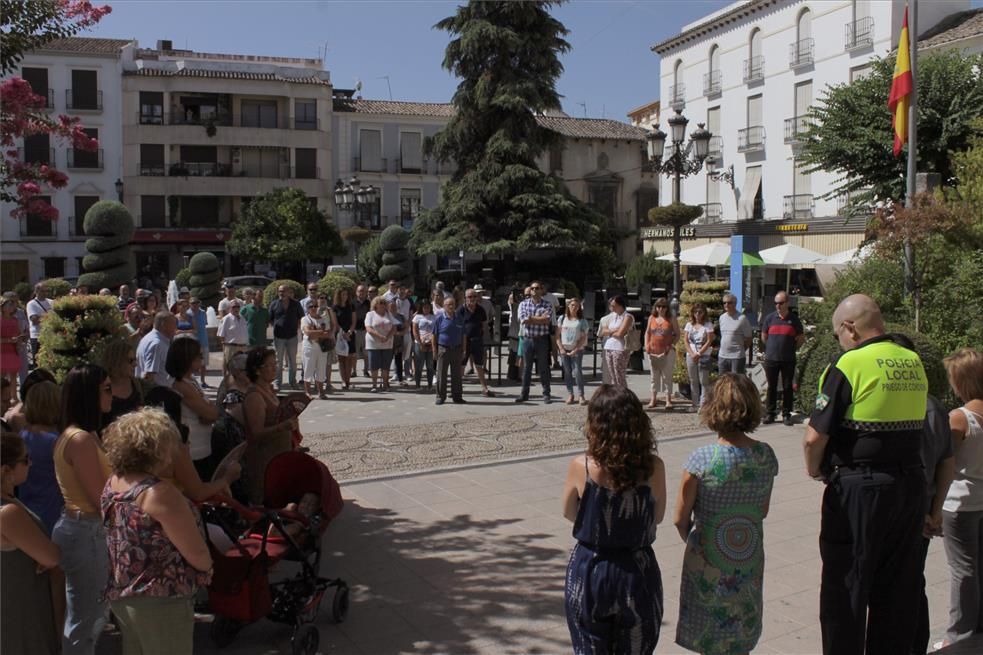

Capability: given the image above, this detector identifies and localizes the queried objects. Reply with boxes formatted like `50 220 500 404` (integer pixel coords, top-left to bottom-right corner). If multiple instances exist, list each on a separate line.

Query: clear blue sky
89 0 983 122
88 0 735 121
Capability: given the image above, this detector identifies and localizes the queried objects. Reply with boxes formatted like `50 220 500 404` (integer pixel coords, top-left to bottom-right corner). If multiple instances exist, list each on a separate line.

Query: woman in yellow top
52 364 113 655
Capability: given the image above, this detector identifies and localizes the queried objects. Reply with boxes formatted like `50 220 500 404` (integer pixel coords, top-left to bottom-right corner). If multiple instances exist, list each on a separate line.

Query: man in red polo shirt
760 290 804 426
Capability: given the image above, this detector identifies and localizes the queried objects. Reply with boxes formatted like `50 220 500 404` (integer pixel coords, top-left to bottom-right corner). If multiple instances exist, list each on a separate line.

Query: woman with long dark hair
52 364 113 654
166 338 218 481
332 288 356 390
562 384 667 654
599 295 635 388
242 347 295 503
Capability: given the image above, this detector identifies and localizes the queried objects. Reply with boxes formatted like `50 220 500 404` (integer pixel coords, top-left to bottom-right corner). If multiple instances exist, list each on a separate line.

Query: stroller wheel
291 624 319 655
332 584 350 623
210 616 241 648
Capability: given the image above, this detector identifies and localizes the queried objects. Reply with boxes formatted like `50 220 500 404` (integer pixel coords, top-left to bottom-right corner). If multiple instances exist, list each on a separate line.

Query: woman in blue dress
562 384 667 654
673 373 779 655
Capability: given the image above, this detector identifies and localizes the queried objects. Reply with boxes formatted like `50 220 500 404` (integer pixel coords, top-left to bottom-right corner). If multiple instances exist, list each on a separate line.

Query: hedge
41 278 71 298
36 294 127 383
13 282 32 302
317 272 356 303
263 279 305 307
794 323 949 415
175 267 192 290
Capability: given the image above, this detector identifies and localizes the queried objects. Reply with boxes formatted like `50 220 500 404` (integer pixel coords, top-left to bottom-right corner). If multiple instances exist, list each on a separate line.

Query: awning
759 243 824 265
656 241 731 266
738 167 762 220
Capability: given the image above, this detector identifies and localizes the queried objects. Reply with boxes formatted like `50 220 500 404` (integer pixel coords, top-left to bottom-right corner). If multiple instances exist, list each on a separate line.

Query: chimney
156 39 173 51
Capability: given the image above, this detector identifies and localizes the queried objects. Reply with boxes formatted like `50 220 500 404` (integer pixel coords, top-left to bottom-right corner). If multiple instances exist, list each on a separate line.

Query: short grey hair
722 293 736 304
153 311 175 330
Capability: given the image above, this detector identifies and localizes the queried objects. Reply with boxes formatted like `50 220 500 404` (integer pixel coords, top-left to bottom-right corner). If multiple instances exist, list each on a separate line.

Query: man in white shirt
300 281 318 313
26 282 52 369
217 300 249 374
217 282 238 318
717 293 753 374
136 312 177 387
382 279 400 303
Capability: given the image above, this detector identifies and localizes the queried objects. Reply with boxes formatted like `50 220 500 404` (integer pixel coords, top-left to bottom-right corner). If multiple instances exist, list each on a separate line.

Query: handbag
334 330 349 356
318 337 335 353
625 326 641 352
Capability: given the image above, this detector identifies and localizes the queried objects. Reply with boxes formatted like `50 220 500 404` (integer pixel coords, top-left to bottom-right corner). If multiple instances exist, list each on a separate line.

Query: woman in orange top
645 298 680 411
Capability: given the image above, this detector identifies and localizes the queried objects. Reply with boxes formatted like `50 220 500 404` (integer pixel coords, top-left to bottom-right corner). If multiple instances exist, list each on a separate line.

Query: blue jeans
521 335 551 398
52 514 109 655
273 335 298 387
718 356 746 375
560 350 584 397
413 342 434 387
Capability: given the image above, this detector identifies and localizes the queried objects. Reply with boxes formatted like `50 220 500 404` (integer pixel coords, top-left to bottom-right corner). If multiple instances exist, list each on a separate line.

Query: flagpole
904 0 918 297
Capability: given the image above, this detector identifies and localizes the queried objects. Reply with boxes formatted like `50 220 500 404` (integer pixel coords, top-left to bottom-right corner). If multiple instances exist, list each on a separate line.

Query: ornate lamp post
334 176 377 270
646 109 712 312
114 178 124 203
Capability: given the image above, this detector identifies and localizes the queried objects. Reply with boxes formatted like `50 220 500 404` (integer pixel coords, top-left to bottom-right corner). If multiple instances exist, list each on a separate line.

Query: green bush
189 252 222 276
916 248 983 356
262 279 305 307
377 226 413 282
794 323 949 415
317 272 356 302
80 201 135 290
36 294 127 383
175 267 192 290
625 251 672 288
357 236 383 284
382 249 410 266
187 252 222 307
799 256 907 329
41 278 71 298
379 225 410 250
13 282 32 303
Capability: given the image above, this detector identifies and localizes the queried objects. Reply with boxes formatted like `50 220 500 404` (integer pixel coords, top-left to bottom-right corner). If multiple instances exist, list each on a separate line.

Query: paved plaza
96 367 977 655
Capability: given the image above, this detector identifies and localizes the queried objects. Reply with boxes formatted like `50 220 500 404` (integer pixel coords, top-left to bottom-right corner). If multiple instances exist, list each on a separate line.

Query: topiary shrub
13 282 32 303
377 225 413 283
794 323 949 415
175 267 192 290
673 281 728 383
317 272 356 303
648 203 703 227
78 201 135 291
188 252 222 308
262 279 305 308
357 236 383 284
41 278 72 298
36 294 128 383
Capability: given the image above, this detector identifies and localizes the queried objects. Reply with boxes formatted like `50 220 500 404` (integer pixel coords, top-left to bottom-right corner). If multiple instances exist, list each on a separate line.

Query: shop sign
777 223 809 232
641 226 697 239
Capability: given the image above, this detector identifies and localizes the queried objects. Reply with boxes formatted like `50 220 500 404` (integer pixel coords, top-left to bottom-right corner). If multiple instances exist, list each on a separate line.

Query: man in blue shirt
135 311 177 387
268 284 304 390
458 289 494 397
516 280 554 404
432 296 466 405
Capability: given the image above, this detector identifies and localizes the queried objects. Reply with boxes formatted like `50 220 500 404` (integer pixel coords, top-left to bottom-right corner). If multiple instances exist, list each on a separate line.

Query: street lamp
334 176 378 269
114 178 124 203
646 109 713 309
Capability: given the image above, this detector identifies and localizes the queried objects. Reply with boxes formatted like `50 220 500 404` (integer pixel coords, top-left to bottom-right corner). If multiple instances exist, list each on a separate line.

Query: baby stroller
201 451 350 655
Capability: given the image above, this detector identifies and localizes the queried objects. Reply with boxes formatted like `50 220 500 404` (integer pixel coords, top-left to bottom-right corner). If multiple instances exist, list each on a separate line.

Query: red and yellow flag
888 6 913 157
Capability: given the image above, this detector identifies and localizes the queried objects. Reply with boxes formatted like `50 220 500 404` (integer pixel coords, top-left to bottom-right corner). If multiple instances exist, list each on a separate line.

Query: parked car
221 275 275 290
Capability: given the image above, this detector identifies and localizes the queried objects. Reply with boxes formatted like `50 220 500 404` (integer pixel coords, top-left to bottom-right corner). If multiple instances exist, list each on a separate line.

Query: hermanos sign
640 226 698 239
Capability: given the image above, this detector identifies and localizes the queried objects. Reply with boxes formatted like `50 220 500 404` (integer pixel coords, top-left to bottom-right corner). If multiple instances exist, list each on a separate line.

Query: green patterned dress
675 442 779 655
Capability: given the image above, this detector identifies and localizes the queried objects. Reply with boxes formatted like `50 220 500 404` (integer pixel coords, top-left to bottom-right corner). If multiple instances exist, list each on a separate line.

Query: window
180 197 220 227
794 80 812 133
69 69 99 109
70 128 101 169
358 196 382 229
850 64 873 82
747 95 762 128
745 29 764 82
73 196 99 237
793 159 811 197
705 45 721 95
399 188 421 230
241 148 283 178
139 91 163 124
359 129 382 172
797 9 812 43
24 196 53 237
792 9 814 67
549 141 564 173
636 188 659 227
589 185 617 217
706 106 722 161
846 0 874 50
21 67 51 107
295 148 317 179
671 60 685 108
43 258 65 279
739 167 762 220
241 99 278 128
400 132 422 173
140 196 166 228
140 144 165 176
294 100 317 130
23 133 51 165
176 94 227 125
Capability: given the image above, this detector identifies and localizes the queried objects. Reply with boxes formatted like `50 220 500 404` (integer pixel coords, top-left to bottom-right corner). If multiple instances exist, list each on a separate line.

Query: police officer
803 294 928 655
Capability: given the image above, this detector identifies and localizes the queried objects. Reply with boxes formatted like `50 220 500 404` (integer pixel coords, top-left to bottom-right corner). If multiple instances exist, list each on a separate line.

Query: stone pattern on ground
307 407 706 481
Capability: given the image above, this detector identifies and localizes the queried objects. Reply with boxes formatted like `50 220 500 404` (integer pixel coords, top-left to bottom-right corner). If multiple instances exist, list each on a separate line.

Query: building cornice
651 0 782 55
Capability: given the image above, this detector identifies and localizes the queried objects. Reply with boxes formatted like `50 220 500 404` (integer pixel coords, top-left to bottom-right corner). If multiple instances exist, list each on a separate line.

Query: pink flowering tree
1 0 111 220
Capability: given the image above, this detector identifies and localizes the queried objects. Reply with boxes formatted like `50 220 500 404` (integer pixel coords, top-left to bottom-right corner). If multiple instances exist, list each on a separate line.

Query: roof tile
124 68 330 86
918 8 983 50
36 37 132 55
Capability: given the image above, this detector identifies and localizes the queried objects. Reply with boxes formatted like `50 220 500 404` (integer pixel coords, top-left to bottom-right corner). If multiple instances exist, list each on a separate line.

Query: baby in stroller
267 491 320 545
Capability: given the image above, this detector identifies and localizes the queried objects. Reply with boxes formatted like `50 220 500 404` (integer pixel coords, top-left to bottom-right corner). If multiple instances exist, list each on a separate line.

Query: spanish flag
888 6 913 157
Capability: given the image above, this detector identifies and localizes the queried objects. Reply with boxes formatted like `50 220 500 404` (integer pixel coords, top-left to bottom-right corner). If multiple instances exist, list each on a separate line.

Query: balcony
699 203 723 224
783 194 814 219
168 162 232 177
789 38 814 68
292 116 319 131
137 111 320 131
67 148 103 170
706 136 724 163
35 88 55 110
395 158 423 174
20 216 55 239
837 192 875 217
845 16 874 51
743 56 765 83
784 116 810 144
169 112 232 127
668 83 686 110
353 157 388 174
703 70 721 96
18 147 56 166
737 126 766 152
139 162 166 176
65 89 102 111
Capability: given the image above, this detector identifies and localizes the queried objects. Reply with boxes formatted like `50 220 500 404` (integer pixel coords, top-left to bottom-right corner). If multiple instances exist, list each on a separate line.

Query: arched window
745 29 764 82
672 59 685 108
750 28 762 59
706 45 721 95
793 8 813 66
797 8 812 41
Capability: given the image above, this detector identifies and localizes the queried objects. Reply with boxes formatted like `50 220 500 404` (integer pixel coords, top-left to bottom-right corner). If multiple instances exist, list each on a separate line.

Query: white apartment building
627 99 661 131
1 37 130 285
120 41 333 279
651 0 968 229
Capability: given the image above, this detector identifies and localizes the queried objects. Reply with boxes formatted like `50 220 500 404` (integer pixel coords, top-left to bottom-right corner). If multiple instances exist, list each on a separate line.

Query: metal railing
706 135 723 162
669 83 686 109
353 156 388 173
783 194 814 219
37 88 55 109
168 162 232 177
18 147 55 166
68 216 85 238
699 203 723 224
139 162 166 176
789 38 814 67
395 158 424 174
168 112 232 127
703 70 721 96
845 16 874 50
65 89 102 110
138 111 165 125
743 56 765 83
737 126 765 152
784 116 810 143
292 116 319 130
67 148 104 170
19 217 55 238
837 192 875 217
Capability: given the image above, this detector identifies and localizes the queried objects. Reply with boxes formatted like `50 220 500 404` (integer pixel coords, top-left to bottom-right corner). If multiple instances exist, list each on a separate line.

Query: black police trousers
819 465 926 655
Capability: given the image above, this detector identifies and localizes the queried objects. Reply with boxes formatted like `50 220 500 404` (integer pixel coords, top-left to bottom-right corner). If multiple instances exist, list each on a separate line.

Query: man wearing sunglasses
760 290 804 426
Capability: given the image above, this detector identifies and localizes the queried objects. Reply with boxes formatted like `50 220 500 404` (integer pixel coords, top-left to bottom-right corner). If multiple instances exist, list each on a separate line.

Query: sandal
482 389 496 397
579 397 588 406
566 396 576 405
646 402 658 410
664 403 674 412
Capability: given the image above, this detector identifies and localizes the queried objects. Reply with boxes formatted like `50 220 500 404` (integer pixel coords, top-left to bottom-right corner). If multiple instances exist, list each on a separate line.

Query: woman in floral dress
673 373 778 655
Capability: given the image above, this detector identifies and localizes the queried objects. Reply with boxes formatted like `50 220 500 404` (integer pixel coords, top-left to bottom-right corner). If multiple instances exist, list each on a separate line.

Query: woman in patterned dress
562 384 667 654
673 373 779 655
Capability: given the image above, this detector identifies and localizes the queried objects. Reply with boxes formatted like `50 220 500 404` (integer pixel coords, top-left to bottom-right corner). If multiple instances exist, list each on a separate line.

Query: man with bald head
803 294 929 655
760 290 805 425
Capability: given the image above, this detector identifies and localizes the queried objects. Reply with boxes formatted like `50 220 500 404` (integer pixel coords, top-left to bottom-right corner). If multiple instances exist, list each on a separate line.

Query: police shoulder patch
815 393 830 411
